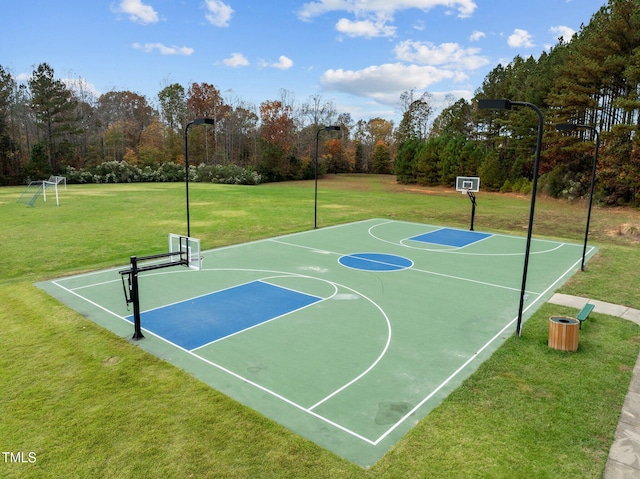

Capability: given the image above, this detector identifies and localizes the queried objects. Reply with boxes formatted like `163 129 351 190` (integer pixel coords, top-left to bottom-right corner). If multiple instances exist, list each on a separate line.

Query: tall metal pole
185 121 194 238
314 125 340 229
583 129 599 271
556 123 600 271
479 99 544 337
184 118 215 238
513 101 544 337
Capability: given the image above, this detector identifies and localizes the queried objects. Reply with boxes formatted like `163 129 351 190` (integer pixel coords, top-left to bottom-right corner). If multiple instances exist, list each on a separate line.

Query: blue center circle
338 253 413 272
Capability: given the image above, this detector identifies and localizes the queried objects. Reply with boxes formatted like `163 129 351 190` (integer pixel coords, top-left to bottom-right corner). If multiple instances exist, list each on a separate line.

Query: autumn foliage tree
257 99 297 180
326 138 350 173
5 2 640 202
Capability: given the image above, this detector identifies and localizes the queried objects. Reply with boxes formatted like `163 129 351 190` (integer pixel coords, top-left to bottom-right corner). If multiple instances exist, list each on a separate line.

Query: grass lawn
2 174 640 478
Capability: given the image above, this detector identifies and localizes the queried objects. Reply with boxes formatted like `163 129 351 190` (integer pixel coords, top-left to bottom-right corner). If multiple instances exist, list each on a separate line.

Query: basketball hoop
119 233 201 340
455 176 480 231
456 176 480 194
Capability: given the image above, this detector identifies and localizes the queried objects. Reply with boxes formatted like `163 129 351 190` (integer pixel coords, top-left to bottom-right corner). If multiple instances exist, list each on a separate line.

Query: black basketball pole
129 256 144 340
467 191 476 231
120 248 192 341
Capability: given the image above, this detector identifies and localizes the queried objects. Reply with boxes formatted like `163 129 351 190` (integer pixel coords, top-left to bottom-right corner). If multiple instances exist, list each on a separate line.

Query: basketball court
37 218 596 466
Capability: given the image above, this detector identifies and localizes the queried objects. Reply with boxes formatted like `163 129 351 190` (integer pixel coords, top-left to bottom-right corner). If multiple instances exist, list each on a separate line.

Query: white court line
368 220 568 256
49 271 386 446
388 218 575 246
52 259 528 442
307 281 392 411
69 278 121 291
191 294 332 351
191 277 338 351
269 237 342 254
403 225 495 252
271 237 539 295
409 265 542 295
48 223 597 447
371 249 592 445
51 279 136 326
192 248 591 447
338 253 414 272
186 347 378 445
205 218 381 255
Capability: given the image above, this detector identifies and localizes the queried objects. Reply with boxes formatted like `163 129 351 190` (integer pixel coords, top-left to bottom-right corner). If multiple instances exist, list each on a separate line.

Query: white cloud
298 0 477 21
114 0 159 24
205 0 234 27
62 78 101 99
550 25 576 41
265 55 294 70
394 40 489 69
508 29 535 48
432 89 474 104
336 17 396 38
469 30 485 42
223 53 249 67
15 72 30 83
413 20 425 31
132 42 194 56
298 0 476 39
320 63 463 104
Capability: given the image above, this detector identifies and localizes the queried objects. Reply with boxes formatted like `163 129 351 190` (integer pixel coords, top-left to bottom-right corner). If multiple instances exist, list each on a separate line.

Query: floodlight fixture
479 99 544 337
315 125 341 229
184 118 215 237
192 118 215 127
555 123 577 132
478 99 514 110
556 123 600 271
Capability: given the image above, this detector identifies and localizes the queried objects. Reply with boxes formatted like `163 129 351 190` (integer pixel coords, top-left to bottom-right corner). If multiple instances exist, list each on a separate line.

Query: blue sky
1 0 605 123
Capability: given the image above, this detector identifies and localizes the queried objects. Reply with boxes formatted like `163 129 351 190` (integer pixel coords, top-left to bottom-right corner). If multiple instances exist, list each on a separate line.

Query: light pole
184 118 215 237
478 99 544 337
556 123 600 271
315 125 341 229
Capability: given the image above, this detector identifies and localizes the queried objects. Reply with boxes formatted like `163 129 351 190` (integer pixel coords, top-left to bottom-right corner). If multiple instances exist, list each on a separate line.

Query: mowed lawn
2 174 640 478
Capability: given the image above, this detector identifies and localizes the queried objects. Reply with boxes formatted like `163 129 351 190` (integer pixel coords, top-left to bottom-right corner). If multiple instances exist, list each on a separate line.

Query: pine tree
24 142 51 180
372 141 391 174
28 63 78 172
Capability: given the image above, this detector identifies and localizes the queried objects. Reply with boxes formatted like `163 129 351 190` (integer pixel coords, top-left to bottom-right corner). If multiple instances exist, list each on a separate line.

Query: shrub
512 177 532 195
64 161 263 185
196 163 263 185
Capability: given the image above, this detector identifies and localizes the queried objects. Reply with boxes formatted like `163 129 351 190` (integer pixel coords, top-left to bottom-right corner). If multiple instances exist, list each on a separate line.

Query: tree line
1 0 639 206
397 0 640 206
0 63 395 186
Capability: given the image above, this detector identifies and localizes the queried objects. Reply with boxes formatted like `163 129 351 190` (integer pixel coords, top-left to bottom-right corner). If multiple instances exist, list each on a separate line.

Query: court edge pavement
548 293 640 479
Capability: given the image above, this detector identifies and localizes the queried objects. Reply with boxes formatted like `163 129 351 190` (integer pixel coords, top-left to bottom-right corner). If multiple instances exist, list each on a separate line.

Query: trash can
548 316 579 352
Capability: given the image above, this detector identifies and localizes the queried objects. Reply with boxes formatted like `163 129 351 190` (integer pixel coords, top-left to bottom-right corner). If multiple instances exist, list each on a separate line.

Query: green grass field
2 174 640 478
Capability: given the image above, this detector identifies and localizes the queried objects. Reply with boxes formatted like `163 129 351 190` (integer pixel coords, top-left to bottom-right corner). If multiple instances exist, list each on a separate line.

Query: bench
576 303 595 329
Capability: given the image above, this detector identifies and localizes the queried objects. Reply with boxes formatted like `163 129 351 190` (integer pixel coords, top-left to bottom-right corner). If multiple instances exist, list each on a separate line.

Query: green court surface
37 219 596 466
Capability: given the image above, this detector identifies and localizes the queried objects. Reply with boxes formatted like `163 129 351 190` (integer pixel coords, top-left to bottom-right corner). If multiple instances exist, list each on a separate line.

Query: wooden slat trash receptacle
548 316 579 352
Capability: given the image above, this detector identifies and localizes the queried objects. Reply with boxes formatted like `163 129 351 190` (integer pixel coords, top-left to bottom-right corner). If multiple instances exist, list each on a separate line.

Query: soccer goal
17 176 67 207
